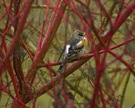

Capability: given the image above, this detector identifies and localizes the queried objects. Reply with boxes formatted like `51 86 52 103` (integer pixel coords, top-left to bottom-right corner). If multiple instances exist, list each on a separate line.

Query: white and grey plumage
57 30 87 73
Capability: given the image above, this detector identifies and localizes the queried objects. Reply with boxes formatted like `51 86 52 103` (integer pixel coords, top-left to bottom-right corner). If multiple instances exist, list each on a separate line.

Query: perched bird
57 30 87 73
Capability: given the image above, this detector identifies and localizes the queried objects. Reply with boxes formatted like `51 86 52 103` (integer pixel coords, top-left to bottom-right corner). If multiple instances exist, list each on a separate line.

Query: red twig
0 0 34 72
25 0 67 82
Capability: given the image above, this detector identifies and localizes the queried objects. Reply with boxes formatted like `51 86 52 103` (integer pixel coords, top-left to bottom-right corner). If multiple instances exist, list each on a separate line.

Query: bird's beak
83 33 86 36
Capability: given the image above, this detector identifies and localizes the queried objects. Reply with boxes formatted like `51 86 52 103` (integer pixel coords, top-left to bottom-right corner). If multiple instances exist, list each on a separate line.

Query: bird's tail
57 62 65 73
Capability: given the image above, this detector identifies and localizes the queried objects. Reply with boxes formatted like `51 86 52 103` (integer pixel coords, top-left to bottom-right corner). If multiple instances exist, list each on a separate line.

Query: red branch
0 0 34 73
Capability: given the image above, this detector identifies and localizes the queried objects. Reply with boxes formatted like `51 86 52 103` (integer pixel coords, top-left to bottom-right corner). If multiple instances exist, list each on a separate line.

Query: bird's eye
78 33 83 36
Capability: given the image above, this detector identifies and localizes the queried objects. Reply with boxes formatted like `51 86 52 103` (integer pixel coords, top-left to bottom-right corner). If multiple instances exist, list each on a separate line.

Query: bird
57 30 87 73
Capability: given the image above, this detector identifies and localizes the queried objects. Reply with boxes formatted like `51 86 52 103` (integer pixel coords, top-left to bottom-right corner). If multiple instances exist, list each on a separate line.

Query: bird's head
74 30 88 47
